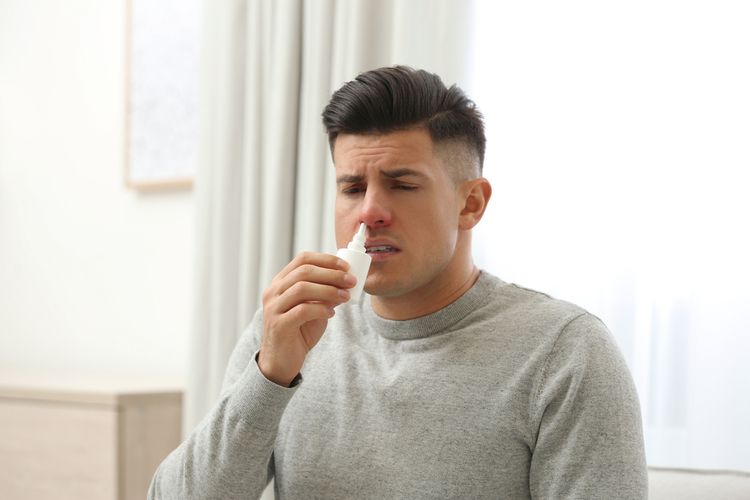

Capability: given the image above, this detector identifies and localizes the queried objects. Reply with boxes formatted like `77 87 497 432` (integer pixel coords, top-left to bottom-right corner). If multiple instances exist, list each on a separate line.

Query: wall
0 0 192 385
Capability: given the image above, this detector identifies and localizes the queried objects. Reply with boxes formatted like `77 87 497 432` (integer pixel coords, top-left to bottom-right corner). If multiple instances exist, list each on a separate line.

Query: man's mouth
366 245 398 254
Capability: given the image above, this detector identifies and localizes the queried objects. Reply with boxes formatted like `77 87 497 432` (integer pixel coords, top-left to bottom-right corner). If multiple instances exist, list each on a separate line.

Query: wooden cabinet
0 381 182 500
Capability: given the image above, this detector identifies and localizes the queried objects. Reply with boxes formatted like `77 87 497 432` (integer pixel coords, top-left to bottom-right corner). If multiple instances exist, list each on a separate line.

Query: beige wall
0 0 192 385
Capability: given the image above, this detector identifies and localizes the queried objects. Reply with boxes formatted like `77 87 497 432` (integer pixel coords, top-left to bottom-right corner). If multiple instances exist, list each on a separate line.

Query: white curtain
469 0 750 472
187 0 475 435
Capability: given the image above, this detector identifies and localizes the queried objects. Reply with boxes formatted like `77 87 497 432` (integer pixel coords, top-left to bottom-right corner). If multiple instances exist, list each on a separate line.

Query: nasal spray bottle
336 223 371 303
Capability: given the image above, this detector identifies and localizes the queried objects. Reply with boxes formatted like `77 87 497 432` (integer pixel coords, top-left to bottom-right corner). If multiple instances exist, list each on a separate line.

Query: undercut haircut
322 66 486 180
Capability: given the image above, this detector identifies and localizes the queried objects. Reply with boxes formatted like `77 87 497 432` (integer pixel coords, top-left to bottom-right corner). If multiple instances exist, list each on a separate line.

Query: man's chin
364 278 407 299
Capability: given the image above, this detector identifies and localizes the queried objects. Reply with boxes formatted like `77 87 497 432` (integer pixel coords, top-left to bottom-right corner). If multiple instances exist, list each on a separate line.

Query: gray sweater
149 271 647 499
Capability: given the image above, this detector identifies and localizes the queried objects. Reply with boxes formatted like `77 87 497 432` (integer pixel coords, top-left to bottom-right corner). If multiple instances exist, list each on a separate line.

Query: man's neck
371 263 480 321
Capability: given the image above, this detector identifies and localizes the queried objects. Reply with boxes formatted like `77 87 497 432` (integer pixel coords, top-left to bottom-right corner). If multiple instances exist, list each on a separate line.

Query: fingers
259 252 354 386
276 262 356 297
265 253 355 308
273 281 348 314
262 252 357 326
275 252 349 283
286 302 336 327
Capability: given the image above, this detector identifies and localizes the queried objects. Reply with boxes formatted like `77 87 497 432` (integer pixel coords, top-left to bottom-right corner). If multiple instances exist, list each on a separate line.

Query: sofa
648 467 750 499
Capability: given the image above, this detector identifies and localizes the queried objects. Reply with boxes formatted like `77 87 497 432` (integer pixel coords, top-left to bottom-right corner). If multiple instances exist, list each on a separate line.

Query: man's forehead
333 129 435 167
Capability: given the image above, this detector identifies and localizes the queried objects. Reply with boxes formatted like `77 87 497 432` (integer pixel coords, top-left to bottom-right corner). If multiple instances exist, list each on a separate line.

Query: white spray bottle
336 223 371 302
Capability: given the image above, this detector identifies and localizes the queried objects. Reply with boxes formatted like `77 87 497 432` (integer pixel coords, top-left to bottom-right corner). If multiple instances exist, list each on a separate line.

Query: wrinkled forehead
332 128 478 184
332 129 437 171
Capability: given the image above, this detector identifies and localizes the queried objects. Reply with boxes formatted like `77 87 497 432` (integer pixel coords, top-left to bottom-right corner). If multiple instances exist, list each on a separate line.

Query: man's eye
342 186 364 195
393 184 418 191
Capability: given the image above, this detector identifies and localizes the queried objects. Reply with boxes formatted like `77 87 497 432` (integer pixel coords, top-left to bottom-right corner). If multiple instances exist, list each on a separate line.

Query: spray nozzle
348 223 367 252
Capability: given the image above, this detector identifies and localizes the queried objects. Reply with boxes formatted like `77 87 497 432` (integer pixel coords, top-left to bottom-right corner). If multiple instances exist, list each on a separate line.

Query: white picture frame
124 0 201 190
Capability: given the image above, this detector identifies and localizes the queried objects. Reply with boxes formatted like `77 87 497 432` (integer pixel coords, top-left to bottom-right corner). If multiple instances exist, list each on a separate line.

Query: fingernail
338 288 350 300
337 259 350 270
343 273 357 286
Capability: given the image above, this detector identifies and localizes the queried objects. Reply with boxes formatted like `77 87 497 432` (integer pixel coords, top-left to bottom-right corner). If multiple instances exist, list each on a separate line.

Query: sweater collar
361 271 500 341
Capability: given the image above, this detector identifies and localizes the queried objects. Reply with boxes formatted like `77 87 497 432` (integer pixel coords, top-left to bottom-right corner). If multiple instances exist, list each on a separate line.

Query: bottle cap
348 223 367 252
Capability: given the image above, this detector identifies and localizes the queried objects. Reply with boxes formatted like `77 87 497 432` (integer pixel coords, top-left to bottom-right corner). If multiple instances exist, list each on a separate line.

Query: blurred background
1 0 749 497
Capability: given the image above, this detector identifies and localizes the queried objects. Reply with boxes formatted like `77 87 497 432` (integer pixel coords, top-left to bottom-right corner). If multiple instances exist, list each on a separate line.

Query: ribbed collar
361 271 500 341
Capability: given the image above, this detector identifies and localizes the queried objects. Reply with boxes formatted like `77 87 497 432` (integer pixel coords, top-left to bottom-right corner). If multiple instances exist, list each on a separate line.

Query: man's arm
148 253 353 499
147 312 293 500
529 313 648 499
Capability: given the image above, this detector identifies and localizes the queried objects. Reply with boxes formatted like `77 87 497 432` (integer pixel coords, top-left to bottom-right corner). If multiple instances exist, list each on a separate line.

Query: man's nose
359 187 392 228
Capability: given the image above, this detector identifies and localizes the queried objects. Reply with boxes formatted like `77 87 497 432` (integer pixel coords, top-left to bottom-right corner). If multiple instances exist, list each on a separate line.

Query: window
469 0 750 471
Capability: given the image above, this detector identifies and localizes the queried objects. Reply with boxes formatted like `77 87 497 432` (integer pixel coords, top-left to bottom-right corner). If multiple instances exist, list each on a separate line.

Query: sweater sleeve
148 310 297 500
528 313 648 500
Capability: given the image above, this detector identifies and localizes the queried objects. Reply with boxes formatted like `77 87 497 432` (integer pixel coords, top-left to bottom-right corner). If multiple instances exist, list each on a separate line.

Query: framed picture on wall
124 0 201 190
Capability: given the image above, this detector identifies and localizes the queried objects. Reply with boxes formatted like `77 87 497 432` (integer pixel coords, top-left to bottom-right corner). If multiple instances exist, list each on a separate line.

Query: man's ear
458 178 492 230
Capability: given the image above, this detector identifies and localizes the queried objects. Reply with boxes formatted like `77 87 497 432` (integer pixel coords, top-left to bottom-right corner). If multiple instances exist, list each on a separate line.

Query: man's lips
365 239 400 256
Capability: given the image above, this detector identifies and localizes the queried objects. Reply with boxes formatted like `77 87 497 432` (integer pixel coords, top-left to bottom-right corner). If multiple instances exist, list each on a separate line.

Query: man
150 66 647 499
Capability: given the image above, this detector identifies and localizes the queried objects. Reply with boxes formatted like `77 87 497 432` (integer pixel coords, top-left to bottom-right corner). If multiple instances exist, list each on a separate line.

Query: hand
258 252 356 386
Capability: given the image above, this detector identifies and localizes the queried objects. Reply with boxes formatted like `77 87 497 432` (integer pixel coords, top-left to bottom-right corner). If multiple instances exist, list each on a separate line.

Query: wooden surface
0 381 182 500
119 396 182 500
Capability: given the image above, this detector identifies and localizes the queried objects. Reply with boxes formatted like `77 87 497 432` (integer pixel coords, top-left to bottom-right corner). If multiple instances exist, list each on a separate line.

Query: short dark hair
322 66 486 177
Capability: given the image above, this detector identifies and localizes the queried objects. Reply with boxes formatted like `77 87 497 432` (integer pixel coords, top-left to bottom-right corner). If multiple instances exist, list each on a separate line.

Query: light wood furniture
649 467 750 500
0 380 182 500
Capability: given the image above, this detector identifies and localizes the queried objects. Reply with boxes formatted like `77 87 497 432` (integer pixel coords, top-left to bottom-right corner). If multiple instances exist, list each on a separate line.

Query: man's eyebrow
380 168 426 179
336 168 426 184
336 174 364 185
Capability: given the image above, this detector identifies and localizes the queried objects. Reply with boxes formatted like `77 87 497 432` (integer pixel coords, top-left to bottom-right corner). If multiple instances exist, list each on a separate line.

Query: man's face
334 128 465 299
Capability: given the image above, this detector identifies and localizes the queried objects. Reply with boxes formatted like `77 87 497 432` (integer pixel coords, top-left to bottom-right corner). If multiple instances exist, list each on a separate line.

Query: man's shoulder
477 271 590 325
469 271 618 356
